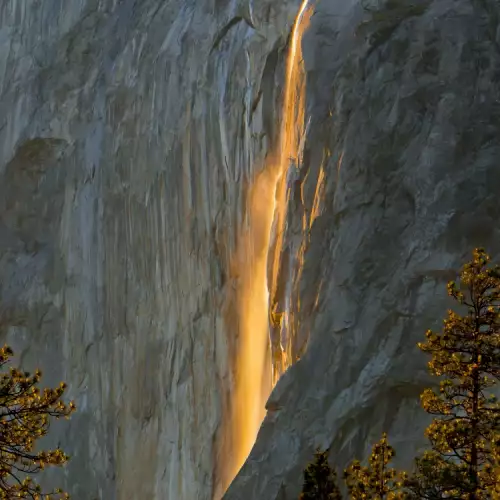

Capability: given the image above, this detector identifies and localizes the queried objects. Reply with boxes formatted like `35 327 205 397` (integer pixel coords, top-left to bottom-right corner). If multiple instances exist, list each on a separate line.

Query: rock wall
0 0 301 498
2 0 500 499
226 0 500 498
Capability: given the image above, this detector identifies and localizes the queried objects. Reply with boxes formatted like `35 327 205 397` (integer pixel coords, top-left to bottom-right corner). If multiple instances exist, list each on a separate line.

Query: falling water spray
223 0 313 492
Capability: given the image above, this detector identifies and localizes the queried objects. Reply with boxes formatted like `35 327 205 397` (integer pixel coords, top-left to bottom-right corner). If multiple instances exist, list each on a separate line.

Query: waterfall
268 0 312 383
222 0 313 494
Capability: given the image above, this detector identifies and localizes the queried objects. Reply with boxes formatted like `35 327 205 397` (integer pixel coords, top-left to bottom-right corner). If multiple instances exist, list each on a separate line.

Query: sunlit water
223 0 313 493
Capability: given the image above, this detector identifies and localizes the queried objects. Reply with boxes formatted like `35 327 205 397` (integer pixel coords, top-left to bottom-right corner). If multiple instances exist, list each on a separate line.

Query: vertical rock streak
224 0 312 492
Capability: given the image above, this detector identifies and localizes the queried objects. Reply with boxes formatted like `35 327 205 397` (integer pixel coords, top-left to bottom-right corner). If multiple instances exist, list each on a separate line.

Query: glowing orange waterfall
224 0 313 492
269 0 313 384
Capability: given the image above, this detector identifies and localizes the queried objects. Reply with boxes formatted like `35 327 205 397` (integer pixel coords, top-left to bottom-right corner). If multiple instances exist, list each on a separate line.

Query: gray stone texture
1 0 500 499
0 0 301 498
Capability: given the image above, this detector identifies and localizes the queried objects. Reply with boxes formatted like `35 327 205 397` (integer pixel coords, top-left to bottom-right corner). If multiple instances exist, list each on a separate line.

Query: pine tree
344 433 407 499
299 448 342 500
407 248 500 498
489 440 500 499
0 345 76 499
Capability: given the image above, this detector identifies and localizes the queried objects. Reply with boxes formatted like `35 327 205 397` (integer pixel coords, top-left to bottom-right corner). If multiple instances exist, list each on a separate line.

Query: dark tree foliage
299 448 342 500
344 433 407 499
0 345 75 499
407 248 500 499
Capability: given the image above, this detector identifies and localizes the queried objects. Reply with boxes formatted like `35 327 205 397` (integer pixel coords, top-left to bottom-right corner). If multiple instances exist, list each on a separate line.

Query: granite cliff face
0 0 301 498
1 0 500 499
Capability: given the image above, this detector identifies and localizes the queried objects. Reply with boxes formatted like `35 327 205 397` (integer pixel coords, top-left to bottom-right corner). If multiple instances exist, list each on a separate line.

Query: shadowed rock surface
1 0 500 499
